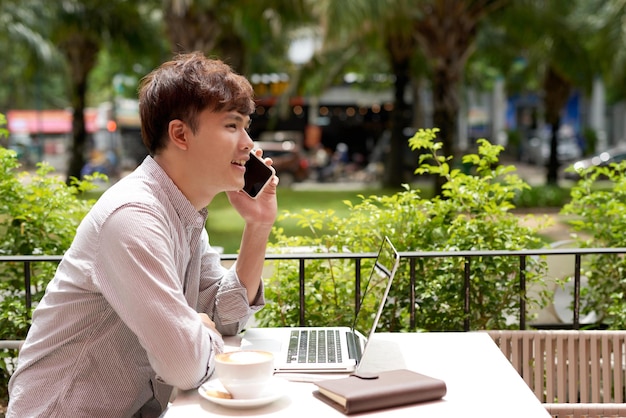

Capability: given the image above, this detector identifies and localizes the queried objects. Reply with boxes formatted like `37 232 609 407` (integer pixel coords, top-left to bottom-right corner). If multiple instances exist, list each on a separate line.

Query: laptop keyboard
287 330 343 364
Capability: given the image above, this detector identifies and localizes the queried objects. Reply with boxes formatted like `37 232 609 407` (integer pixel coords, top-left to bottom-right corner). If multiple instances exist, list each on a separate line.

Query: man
7 52 278 417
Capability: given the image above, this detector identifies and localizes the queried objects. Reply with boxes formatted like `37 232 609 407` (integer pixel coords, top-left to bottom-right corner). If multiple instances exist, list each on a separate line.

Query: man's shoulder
102 172 162 206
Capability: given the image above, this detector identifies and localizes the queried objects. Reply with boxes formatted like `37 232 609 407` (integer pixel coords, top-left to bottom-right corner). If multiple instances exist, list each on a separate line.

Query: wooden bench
487 330 626 418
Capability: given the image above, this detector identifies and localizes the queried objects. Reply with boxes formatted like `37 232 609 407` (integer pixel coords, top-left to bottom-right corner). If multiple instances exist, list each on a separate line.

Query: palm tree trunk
59 38 99 183
543 66 571 185
383 56 411 188
66 80 88 183
432 65 461 195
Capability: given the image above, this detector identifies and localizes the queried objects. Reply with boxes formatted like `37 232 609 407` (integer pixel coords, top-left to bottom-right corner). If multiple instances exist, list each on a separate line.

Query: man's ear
168 119 188 151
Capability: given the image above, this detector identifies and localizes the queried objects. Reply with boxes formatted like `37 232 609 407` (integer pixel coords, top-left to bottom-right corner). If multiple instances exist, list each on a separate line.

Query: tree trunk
59 37 99 183
413 1 483 195
383 55 411 188
215 31 246 74
66 81 88 183
543 66 571 185
431 65 461 195
163 2 220 54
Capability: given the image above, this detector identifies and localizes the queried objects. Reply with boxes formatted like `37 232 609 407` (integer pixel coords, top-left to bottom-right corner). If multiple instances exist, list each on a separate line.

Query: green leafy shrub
513 184 571 209
561 162 626 328
0 123 101 405
259 128 550 332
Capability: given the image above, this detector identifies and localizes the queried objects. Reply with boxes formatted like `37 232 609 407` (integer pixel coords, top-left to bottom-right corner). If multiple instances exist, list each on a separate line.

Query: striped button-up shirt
7 156 264 417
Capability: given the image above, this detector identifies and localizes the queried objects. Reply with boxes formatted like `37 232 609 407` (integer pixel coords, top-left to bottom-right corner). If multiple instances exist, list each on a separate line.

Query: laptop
241 236 400 373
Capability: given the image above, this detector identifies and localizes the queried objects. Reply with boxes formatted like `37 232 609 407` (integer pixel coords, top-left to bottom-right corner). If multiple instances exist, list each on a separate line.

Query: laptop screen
351 236 400 341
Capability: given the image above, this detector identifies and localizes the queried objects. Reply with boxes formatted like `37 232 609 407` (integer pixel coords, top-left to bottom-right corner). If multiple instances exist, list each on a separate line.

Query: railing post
25 261 32 313
519 255 526 329
464 256 471 331
299 258 305 326
409 257 416 330
354 258 362 317
573 254 581 330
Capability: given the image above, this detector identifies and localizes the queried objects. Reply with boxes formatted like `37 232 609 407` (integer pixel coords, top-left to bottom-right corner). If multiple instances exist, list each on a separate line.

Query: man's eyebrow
227 112 252 129
225 113 251 127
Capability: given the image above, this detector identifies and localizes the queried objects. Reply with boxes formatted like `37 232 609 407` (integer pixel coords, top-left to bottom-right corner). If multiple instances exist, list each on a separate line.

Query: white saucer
198 377 286 409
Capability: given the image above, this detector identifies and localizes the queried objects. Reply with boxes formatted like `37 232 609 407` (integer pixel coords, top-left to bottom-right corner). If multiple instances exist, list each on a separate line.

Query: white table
161 332 550 417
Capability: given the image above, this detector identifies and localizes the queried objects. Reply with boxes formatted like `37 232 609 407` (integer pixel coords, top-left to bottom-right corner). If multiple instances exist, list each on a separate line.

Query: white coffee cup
214 350 274 399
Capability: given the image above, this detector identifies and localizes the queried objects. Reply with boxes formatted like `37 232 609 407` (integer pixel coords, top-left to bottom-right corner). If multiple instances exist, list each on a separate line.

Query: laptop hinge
345 331 362 361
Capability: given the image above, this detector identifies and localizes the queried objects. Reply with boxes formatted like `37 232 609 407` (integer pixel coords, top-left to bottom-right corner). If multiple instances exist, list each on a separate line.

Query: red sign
7 109 97 134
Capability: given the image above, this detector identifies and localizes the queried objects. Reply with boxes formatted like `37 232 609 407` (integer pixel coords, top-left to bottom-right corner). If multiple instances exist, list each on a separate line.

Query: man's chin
228 181 245 193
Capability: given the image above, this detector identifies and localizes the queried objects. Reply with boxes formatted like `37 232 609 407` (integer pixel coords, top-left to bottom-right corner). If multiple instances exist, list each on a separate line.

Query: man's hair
138 52 255 155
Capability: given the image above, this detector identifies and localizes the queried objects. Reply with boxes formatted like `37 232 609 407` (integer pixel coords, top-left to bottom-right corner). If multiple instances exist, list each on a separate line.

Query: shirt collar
140 156 208 228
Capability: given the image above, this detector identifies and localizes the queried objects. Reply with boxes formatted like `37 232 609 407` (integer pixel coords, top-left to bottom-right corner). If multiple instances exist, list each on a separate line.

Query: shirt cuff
215 269 265 325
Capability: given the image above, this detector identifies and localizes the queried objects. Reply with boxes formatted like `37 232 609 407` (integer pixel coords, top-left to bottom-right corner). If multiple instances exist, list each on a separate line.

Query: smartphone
242 152 275 198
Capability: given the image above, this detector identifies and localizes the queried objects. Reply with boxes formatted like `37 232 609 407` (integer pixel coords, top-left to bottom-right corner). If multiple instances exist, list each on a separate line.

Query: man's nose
242 132 254 150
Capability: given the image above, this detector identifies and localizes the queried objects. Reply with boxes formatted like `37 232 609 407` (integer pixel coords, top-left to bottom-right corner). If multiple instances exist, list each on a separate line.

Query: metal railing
1 247 625 350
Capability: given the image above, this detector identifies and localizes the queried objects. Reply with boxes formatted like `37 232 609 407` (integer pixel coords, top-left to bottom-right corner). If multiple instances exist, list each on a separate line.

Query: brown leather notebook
313 369 447 415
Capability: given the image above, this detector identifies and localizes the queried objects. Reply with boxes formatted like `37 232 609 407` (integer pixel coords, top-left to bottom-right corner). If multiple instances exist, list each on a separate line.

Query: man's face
185 108 254 198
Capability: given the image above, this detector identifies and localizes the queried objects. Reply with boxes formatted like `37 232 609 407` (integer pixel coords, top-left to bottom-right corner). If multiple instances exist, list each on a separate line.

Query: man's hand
226 151 278 226
199 313 221 336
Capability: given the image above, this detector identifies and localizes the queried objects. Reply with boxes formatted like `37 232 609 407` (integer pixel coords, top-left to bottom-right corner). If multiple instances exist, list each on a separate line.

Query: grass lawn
206 187 401 253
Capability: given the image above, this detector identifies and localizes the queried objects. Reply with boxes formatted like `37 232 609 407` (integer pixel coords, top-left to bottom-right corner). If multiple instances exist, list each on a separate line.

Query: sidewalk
509 161 586 243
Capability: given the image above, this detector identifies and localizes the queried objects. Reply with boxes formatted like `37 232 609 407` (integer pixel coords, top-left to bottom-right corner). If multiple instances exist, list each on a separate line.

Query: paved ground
507 160 585 242
515 210 575 243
